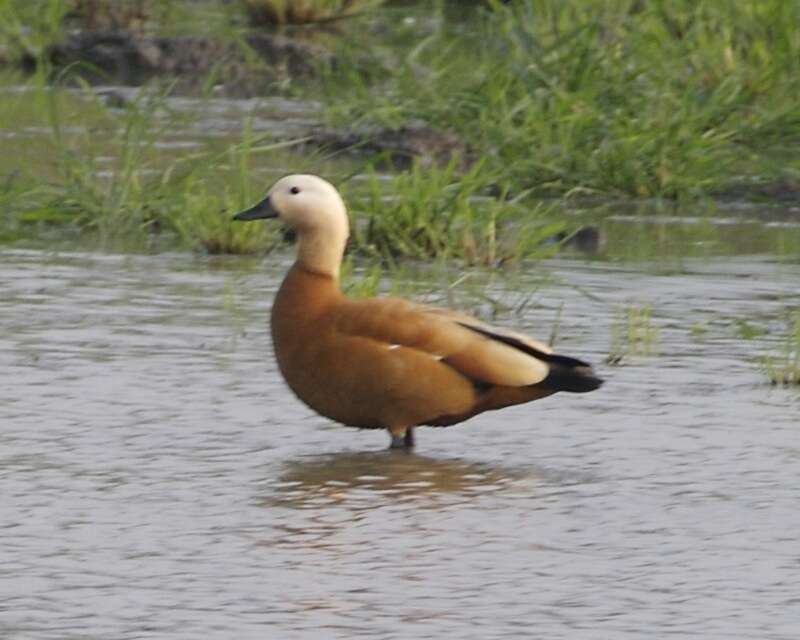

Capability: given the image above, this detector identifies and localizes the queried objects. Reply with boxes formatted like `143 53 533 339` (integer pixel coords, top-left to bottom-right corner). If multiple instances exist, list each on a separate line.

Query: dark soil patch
713 179 800 208
306 122 470 169
22 31 332 95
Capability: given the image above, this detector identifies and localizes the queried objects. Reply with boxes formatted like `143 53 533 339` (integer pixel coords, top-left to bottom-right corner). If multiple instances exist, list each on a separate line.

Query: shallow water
1 248 799 639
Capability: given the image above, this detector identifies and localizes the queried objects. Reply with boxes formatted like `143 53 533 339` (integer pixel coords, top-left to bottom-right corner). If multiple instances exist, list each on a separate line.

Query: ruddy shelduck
234 175 603 449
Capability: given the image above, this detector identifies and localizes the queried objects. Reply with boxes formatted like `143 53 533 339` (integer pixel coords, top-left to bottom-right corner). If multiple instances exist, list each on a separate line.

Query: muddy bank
306 121 469 169
22 30 332 94
713 179 800 208
11 29 468 167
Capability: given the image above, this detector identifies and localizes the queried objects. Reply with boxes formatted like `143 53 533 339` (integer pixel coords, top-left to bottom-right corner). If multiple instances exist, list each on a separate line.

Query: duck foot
388 428 415 450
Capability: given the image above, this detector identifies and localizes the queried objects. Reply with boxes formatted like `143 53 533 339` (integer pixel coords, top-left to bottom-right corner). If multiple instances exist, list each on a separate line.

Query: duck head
234 174 349 279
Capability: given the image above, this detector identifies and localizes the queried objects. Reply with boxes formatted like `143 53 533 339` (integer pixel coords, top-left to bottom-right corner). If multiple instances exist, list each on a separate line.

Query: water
1 248 799 639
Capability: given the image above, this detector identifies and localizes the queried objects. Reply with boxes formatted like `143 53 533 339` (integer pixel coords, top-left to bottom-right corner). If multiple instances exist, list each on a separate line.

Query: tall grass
7 0 800 258
0 73 288 253
0 67 564 260
343 160 564 264
322 0 800 200
43 81 172 240
0 0 69 62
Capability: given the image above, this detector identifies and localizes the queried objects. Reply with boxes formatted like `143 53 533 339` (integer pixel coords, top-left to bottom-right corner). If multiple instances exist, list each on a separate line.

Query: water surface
1 248 799 639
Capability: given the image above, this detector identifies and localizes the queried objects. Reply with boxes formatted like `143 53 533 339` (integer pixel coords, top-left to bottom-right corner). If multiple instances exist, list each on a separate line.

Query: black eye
290 186 300 195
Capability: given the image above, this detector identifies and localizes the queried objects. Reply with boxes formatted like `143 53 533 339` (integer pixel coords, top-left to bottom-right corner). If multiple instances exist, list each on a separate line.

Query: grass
167 128 289 255
0 70 567 262
5 0 800 206
0 0 69 62
321 0 800 201
343 160 564 264
734 318 769 341
0 67 566 261
3 0 800 261
0 71 294 253
607 303 659 365
763 313 800 386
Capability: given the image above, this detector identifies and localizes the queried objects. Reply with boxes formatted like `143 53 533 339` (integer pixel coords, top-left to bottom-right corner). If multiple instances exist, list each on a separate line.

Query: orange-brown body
272 265 560 436
234 174 602 448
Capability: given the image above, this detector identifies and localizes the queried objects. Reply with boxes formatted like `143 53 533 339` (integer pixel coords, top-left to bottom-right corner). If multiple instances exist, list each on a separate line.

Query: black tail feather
542 363 604 393
456 322 603 393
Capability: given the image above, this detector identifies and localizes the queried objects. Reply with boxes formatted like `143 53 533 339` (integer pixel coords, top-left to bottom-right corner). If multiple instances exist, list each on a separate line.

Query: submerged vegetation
763 313 800 386
607 304 659 365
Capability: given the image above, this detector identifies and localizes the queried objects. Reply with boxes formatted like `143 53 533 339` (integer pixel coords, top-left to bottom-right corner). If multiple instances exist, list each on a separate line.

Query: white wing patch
386 342 443 361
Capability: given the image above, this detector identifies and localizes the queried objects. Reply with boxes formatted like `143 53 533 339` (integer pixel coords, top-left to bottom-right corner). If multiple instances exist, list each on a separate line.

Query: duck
233 174 603 449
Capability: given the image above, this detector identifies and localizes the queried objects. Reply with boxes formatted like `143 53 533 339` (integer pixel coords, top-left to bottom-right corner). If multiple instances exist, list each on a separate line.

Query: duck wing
332 297 552 387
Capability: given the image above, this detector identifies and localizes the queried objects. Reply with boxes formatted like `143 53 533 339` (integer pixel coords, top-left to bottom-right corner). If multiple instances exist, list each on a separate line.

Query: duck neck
295 225 347 282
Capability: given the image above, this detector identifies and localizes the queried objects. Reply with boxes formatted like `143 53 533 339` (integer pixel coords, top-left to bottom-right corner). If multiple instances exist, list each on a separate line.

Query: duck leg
388 426 415 450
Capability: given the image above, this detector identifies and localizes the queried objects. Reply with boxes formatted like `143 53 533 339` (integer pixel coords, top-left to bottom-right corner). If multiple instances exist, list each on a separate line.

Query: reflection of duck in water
261 452 538 508
234 175 602 449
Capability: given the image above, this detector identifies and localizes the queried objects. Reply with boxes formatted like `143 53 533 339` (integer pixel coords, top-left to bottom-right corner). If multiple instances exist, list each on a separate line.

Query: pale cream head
268 174 350 278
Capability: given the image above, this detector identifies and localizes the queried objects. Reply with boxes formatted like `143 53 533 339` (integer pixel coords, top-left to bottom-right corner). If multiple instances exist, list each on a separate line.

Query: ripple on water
1 249 799 639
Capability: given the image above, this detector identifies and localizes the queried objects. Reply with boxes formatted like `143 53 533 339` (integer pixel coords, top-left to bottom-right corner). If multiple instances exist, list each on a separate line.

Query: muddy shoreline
4 28 469 168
